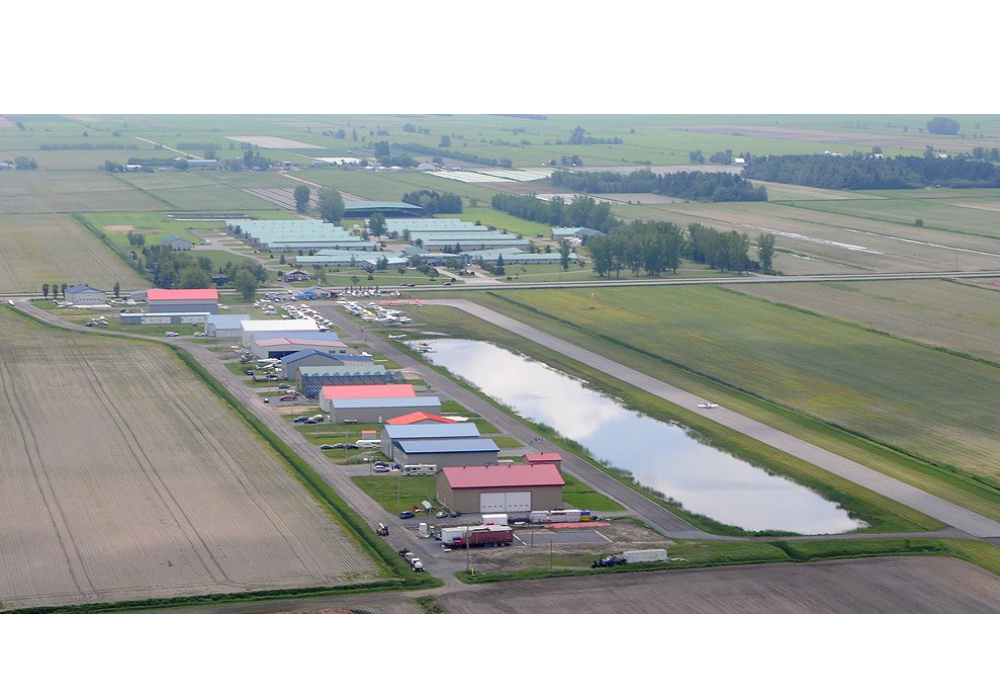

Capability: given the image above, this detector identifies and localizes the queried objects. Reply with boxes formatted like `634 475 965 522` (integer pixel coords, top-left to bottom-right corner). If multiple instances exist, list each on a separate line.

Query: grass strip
455 537 1000 584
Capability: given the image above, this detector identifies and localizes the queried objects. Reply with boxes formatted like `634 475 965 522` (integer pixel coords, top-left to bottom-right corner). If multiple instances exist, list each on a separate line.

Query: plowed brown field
0 309 381 610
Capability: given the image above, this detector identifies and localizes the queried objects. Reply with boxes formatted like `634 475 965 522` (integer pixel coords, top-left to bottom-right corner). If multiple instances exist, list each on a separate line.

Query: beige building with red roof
437 462 565 514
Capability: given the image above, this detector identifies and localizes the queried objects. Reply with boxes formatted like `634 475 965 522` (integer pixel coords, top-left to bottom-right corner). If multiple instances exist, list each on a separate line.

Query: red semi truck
441 525 514 548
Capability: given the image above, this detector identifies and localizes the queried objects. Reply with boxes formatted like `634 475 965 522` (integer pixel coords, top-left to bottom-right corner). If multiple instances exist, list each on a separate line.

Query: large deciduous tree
293 185 311 214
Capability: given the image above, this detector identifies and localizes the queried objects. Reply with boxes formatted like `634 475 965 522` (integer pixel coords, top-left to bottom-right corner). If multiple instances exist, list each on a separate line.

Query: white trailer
623 549 668 564
481 513 509 526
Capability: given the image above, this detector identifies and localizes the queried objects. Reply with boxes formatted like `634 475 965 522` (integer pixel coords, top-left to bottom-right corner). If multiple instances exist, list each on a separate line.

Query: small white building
240 319 319 346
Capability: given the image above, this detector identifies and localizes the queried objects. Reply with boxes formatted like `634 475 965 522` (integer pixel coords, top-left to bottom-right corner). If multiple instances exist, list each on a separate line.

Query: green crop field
785 196 1000 240
736 279 1000 364
484 286 1000 483
0 213 147 293
0 171 165 213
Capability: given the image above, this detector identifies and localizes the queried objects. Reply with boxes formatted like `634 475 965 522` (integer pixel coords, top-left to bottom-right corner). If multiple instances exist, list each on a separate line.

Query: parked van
402 464 438 476
355 439 381 449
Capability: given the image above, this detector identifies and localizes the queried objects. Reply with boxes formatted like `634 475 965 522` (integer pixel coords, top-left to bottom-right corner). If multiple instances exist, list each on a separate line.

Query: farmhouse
437 462 565 514
327 397 442 424
393 438 500 467
147 288 219 314
64 284 107 305
381 423 481 460
284 269 311 282
160 234 193 251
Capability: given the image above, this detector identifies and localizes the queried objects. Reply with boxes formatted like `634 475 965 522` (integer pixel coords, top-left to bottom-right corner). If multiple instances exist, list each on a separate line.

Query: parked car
319 444 338 450
245 370 254 376
450 511 462 518
279 395 296 402
263 397 270 404
278 384 290 389
399 511 415 520
293 416 310 423
435 511 448 519
164 331 179 337
329 443 359 450
373 464 390 473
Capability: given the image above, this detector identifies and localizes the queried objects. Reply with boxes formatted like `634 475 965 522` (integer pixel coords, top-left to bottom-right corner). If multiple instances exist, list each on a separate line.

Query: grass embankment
403 305 933 535
455 537 1000 584
468 289 1000 521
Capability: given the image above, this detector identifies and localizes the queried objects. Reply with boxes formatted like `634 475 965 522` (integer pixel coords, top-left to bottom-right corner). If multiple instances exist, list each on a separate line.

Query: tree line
390 142 513 168
587 221 776 277
548 169 767 202
743 153 1000 189
402 189 463 214
587 221 683 277
491 192 617 232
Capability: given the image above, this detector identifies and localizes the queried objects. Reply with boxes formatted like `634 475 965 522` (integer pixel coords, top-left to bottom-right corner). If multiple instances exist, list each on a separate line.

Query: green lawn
561 472 624 511
351 474 439 515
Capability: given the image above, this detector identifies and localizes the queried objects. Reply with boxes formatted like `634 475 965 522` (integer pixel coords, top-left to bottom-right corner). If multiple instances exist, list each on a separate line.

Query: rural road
421 298 1000 539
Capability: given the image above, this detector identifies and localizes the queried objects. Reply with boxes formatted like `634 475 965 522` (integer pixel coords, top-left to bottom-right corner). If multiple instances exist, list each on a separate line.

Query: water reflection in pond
420 338 862 534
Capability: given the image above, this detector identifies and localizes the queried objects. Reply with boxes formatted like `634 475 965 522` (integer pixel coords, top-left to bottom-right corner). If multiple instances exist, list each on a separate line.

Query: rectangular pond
418 338 863 534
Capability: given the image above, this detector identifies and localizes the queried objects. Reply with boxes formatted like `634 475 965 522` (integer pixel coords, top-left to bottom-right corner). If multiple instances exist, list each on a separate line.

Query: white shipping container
481 513 509 526
623 549 668 563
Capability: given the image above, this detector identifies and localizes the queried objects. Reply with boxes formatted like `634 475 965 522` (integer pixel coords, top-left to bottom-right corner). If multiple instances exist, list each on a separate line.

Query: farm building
551 227 602 240
437 462 565 514
414 232 529 252
251 337 351 360
120 311 210 326
385 412 457 426
160 234 193 251
298 366 405 398
64 285 107 305
381 423 481 460
386 218 489 234
240 319 320 346
475 248 578 265
319 384 416 413
226 219 373 251
205 314 250 338
342 201 423 218
147 288 219 314
284 269 311 282
394 438 500 468
327 396 442 424
356 256 409 272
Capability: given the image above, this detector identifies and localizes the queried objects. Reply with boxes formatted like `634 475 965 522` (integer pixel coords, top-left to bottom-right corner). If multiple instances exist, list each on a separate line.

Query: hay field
736 280 1000 364
0 214 146 293
120 172 278 210
0 171 164 213
0 310 380 610
499 287 1000 479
